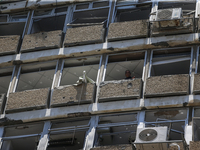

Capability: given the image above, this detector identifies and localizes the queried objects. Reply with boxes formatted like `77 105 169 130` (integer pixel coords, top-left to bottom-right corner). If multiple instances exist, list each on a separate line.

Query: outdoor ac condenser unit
156 8 182 21
135 126 168 150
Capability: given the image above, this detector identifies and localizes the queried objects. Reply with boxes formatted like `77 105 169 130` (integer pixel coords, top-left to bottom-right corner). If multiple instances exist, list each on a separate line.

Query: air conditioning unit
156 8 182 21
134 127 168 150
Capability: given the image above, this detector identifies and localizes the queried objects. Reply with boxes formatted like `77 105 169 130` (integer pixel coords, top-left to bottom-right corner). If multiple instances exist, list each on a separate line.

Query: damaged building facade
1 0 200 149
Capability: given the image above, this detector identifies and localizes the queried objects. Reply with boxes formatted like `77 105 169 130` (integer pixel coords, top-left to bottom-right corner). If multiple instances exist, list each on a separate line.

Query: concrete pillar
37 121 51 150
0 127 4 149
83 116 99 150
137 111 145 128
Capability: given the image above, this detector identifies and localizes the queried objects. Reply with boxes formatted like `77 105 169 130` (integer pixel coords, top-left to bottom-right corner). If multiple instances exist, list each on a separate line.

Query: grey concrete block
90 144 132 150
107 20 148 41
6 88 50 113
21 30 62 52
51 83 96 107
151 18 193 36
145 74 189 98
0 94 6 114
99 79 142 102
64 25 104 47
193 74 200 94
0 35 20 55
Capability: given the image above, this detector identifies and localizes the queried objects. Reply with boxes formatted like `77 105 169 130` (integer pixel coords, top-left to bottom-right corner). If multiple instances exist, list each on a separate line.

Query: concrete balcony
90 144 132 150
51 83 96 107
64 25 105 47
190 141 200 150
21 30 62 53
6 88 50 113
145 74 189 98
193 74 200 94
98 79 142 102
151 17 194 36
107 20 148 42
0 35 20 55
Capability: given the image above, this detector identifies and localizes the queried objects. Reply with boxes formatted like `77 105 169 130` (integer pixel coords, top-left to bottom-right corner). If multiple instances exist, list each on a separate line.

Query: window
104 52 145 81
95 113 138 146
0 66 13 94
145 108 188 140
47 117 91 150
16 61 57 92
149 48 191 76
60 56 100 86
1 123 44 150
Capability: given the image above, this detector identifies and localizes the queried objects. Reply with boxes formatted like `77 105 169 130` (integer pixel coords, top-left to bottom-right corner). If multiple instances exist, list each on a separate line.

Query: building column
0 127 4 149
37 121 51 150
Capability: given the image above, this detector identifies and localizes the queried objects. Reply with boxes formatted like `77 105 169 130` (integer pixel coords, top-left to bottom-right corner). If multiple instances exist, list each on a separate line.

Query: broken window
68 1 109 27
1 122 44 150
145 108 188 140
47 117 91 150
0 12 29 36
16 61 57 92
104 52 145 81
150 48 191 76
0 66 14 94
60 56 100 86
95 112 138 146
113 1 151 22
29 6 69 34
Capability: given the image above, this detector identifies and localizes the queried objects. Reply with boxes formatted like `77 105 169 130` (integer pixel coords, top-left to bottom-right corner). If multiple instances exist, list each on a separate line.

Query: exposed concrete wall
21 30 62 52
90 144 132 150
193 74 200 94
189 141 200 150
98 79 142 102
107 20 148 41
0 35 20 55
51 83 95 107
64 25 104 47
151 18 193 36
6 88 50 113
145 74 189 97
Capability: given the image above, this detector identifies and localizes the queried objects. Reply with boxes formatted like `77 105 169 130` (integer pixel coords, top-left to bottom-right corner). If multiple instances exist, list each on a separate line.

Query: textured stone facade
64 25 105 46
189 141 200 150
90 144 132 150
21 30 62 52
51 83 96 107
193 74 200 94
107 20 148 41
6 88 50 112
145 74 189 97
99 79 142 102
0 35 20 55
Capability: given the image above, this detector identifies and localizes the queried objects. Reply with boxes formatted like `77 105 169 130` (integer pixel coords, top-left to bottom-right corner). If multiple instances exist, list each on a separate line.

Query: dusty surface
64 25 104 46
90 144 132 150
107 20 148 41
189 141 200 150
21 30 62 52
99 79 141 101
51 83 95 107
0 35 20 55
193 74 200 94
6 88 49 112
145 74 189 97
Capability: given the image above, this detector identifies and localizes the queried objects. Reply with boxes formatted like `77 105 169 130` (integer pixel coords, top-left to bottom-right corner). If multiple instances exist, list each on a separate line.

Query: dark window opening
0 67 13 94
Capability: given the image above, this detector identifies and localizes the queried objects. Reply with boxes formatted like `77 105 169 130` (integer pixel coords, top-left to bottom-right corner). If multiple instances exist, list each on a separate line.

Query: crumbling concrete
193 74 200 94
151 18 194 36
145 74 189 97
90 144 132 150
0 94 6 114
6 88 50 113
98 79 142 102
0 35 20 55
107 20 148 41
189 141 200 150
64 25 105 47
51 83 96 107
21 30 62 52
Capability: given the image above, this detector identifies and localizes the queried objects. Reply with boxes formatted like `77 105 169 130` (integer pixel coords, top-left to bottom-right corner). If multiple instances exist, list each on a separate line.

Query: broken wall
51 83 96 107
6 88 50 113
64 25 105 47
145 74 189 97
98 79 142 102
21 30 62 52
0 35 20 55
107 20 148 41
